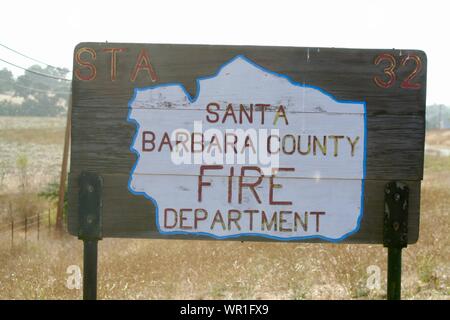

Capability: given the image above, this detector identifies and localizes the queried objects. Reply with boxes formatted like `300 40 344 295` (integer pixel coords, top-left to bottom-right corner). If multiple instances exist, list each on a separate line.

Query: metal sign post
78 171 102 300
383 181 409 300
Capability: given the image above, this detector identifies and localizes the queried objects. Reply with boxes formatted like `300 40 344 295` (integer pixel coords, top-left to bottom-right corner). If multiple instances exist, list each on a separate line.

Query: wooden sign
68 43 427 243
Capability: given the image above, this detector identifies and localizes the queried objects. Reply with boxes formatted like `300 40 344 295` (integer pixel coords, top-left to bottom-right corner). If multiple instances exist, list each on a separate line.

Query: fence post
383 181 409 300
37 212 40 240
9 202 13 251
11 220 14 250
25 216 27 243
78 171 103 300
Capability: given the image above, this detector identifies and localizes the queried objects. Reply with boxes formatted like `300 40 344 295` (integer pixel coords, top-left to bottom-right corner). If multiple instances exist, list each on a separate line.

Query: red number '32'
373 53 422 90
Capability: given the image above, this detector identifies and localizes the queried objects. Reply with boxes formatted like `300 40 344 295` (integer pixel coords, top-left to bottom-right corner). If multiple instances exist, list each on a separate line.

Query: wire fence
0 209 53 249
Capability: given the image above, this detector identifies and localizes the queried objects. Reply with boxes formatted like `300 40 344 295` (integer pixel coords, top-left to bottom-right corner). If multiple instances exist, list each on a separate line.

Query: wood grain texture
69 107 424 180
68 43 426 243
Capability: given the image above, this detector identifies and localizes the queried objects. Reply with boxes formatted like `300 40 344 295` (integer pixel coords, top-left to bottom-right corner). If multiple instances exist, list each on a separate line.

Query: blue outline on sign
127 54 367 242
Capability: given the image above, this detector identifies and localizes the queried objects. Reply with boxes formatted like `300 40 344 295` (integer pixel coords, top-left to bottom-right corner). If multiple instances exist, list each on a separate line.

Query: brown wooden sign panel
68 43 426 243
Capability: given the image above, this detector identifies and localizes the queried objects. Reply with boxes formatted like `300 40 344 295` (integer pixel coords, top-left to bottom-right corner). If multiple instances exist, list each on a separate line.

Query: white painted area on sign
128 55 366 241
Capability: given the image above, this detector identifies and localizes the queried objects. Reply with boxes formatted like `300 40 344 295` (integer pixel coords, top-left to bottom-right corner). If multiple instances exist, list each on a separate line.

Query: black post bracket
383 181 409 300
78 171 103 241
78 171 102 300
383 181 409 248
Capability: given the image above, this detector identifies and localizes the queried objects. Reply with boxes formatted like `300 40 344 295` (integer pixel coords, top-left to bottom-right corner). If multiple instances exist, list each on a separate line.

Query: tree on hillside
15 65 70 99
426 104 450 129
0 68 14 93
10 65 71 116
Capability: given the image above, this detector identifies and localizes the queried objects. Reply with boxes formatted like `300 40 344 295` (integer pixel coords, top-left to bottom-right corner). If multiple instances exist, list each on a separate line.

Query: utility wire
0 58 71 82
0 43 71 72
15 82 70 95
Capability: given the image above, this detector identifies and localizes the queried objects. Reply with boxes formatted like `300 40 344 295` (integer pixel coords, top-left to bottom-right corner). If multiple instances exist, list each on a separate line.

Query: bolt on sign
68 43 426 243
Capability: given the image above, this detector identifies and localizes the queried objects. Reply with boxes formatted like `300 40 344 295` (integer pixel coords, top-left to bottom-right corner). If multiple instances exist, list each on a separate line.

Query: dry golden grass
0 117 64 193
0 117 448 300
0 128 64 145
426 129 450 148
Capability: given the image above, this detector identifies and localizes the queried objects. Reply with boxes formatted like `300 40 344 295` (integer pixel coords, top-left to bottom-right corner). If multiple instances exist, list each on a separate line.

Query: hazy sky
0 0 448 105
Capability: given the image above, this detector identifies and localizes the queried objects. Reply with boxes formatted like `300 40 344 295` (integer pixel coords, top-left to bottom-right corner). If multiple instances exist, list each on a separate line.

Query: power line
0 57 71 82
0 42 71 72
15 83 70 95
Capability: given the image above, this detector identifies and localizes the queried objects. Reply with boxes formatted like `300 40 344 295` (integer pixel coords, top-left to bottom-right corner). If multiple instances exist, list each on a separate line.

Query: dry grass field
0 116 448 300
426 129 450 148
